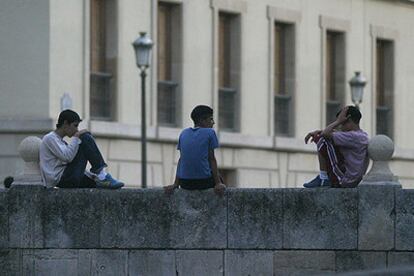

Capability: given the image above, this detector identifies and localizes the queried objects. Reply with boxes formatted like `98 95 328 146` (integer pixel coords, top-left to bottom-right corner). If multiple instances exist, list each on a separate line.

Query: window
157 2 182 127
274 22 294 136
376 39 394 138
90 0 117 120
218 12 240 132
325 31 345 125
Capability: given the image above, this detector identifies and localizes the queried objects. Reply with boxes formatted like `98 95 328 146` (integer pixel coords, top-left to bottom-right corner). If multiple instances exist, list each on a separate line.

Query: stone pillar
12 136 44 186
360 134 400 186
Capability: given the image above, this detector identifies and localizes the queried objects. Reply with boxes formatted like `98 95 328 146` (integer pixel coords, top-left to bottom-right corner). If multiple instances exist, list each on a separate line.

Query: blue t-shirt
176 127 219 179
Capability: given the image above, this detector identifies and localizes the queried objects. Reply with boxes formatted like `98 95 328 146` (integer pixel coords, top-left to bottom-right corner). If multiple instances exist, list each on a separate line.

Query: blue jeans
57 133 107 188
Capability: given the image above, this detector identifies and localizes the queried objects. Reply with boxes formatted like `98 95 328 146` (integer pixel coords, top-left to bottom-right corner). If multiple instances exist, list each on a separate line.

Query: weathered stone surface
22 249 79 276
0 191 8 248
128 250 175 276
335 251 386 272
388 252 414 267
7 186 45 248
99 189 174 248
358 185 396 250
171 189 227 248
42 189 105 248
283 189 358 249
225 250 273 276
0 249 22 275
91 250 128 276
273 250 335 275
176 250 223 276
396 189 414 250
228 189 283 249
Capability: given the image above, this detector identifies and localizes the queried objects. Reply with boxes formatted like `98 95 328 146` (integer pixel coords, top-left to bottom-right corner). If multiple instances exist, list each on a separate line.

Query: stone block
99 189 174 248
388 252 414 267
176 250 223 276
396 189 414 250
0 249 22 275
358 185 395 250
273 250 335 275
225 250 273 276
128 250 175 276
42 189 104 248
22 249 80 276
283 189 358 249
228 189 283 249
335 251 386 272
171 189 227 248
91 250 128 276
0 191 8 248
237 169 271 188
7 186 45 248
234 149 278 169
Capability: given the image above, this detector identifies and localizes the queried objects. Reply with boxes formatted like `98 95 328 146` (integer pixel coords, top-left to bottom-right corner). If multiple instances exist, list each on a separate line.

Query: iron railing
274 94 291 136
376 106 391 137
326 100 341 125
90 72 113 120
219 87 237 131
158 80 179 126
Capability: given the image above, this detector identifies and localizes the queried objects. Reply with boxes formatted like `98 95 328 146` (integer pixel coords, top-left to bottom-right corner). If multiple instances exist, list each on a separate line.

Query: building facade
1 0 414 188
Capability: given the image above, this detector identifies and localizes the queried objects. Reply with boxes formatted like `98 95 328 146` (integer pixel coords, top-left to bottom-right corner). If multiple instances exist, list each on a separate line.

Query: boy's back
177 127 219 179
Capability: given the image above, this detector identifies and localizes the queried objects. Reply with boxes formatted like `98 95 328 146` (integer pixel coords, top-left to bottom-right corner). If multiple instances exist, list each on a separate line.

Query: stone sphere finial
360 134 400 186
368 135 394 161
18 136 42 163
13 136 44 186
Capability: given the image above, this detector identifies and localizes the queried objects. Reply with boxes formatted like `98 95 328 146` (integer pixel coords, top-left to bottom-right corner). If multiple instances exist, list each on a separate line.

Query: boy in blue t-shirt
164 105 226 195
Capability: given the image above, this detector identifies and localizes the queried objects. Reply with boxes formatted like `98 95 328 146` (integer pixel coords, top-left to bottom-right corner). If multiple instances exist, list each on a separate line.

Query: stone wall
1 185 414 275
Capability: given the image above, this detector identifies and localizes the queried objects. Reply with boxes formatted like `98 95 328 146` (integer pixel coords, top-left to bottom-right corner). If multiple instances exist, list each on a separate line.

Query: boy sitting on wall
40 109 124 189
164 105 226 195
303 106 369 188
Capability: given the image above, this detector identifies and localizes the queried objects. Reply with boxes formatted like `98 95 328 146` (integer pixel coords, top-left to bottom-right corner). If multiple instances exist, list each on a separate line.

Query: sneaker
303 175 331 188
95 173 124 189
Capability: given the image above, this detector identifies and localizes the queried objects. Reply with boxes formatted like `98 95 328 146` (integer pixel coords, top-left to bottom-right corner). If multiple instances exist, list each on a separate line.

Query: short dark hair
56 109 82 128
3 176 13 189
336 105 362 124
190 105 213 124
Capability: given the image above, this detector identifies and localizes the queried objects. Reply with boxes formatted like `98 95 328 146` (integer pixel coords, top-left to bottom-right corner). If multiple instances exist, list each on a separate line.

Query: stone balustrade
0 135 411 275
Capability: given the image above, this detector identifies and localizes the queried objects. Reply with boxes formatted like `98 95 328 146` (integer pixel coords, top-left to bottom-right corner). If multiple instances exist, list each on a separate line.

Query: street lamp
132 32 153 188
348 71 367 109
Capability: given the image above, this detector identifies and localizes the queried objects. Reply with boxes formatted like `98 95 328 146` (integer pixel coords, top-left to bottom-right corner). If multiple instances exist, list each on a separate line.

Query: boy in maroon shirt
304 106 369 188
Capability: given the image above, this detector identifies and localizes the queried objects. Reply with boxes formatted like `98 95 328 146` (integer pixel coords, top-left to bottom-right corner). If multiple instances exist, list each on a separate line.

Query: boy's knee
79 132 93 141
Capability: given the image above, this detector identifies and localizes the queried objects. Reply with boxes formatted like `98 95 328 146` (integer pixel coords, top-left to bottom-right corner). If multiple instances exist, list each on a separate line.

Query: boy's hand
304 130 322 144
74 129 88 138
214 183 226 196
336 106 351 124
164 184 178 195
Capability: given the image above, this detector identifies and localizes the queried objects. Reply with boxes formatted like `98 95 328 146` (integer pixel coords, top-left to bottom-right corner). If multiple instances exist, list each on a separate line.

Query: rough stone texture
396 189 414 250
335 251 386 272
0 249 22 275
388 252 414 267
171 189 227 248
7 186 45 248
225 250 273 276
0 191 8 248
128 250 175 276
176 250 223 276
91 250 128 276
283 189 358 249
273 250 335 275
228 189 283 249
358 185 395 250
99 189 174 248
42 189 105 248
22 249 80 276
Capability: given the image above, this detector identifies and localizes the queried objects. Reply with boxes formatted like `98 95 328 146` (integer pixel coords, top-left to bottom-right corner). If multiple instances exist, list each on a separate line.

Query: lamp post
349 71 367 109
132 32 153 188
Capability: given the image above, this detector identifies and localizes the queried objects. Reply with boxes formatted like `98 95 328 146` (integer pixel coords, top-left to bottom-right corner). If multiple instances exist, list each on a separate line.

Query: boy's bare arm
164 159 180 194
208 150 226 195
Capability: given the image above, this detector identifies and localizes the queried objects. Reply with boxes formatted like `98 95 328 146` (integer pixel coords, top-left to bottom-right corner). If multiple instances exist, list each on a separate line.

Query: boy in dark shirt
164 105 226 195
303 106 369 188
